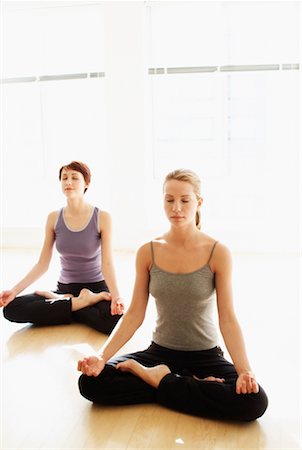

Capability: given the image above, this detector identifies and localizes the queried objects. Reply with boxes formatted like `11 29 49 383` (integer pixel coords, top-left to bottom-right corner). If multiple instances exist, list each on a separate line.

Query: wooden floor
1 249 301 449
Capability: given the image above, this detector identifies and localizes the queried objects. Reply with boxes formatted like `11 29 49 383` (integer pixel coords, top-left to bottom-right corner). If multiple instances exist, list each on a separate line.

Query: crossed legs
34 288 111 311
116 359 225 387
4 286 121 333
79 343 268 421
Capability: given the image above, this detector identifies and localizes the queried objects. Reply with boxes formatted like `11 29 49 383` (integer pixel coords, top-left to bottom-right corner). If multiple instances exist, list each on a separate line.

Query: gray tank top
149 241 218 351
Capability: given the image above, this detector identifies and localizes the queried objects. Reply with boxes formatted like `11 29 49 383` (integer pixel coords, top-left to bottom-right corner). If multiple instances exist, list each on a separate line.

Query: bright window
147 1 300 251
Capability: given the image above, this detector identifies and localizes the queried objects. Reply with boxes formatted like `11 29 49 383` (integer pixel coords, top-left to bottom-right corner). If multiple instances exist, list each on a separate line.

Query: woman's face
163 179 202 227
60 168 88 197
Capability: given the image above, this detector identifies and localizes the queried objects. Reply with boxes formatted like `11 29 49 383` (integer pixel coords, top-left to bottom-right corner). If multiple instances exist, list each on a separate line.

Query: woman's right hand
0 289 16 308
77 356 105 377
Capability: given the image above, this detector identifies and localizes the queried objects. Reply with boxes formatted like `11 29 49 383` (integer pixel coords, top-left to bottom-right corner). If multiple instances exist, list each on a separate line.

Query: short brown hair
59 161 91 193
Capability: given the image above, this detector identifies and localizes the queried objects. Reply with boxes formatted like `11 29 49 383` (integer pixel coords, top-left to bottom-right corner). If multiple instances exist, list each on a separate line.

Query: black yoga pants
3 281 122 335
79 342 268 421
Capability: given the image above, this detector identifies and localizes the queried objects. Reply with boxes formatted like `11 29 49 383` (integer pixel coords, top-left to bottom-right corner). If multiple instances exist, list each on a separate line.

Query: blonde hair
164 168 202 230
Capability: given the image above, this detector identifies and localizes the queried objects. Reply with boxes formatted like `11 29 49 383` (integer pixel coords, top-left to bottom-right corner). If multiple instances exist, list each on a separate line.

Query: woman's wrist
11 286 20 297
97 351 104 359
98 351 110 364
238 368 254 376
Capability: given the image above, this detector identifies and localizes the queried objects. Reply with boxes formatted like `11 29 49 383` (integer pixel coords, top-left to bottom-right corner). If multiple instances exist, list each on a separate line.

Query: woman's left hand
236 371 259 394
111 296 125 315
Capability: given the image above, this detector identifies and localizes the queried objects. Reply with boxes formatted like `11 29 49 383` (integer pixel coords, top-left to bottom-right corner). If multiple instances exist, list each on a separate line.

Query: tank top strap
59 208 64 220
93 206 100 232
54 208 63 230
150 241 155 264
207 241 219 264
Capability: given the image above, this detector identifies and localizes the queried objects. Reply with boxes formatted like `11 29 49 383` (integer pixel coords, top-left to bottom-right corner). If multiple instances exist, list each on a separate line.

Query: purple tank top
55 207 104 284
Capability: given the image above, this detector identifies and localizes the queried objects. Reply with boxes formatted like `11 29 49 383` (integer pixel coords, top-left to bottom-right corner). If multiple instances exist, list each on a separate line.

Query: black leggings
3 281 122 335
79 342 268 421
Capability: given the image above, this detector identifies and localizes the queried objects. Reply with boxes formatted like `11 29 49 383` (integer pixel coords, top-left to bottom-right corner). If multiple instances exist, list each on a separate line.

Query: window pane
223 1 299 64
2 83 46 227
150 73 226 179
148 1 299 67
148 2 226 67
2 3 105 77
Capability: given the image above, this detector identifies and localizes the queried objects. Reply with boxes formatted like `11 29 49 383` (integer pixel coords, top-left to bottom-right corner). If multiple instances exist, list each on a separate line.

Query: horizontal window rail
1 63 299 84
149 63 299 75
0 71 105 84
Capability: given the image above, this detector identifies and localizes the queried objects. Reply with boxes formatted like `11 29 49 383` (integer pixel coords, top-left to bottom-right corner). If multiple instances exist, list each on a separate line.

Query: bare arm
78 243 151 376
212 244 259 394
0 212 57 307
99 210 123 315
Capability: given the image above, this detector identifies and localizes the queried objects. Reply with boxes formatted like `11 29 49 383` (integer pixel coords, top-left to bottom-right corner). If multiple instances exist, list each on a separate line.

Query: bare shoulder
47 210 60 228
136 242 153 270
98 209 112 231
137 241 152 258
99 209 111 220
211 241 232 273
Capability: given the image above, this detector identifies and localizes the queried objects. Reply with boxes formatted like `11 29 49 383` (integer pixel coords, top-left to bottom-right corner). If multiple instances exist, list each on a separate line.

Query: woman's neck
65 198 90 215
165 225 200 246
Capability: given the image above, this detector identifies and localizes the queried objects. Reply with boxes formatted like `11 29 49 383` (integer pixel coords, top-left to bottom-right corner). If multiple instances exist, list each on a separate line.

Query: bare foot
71 288 111 311
78 288 111 304
35 290 74 300
193 375 225 383
116 359 171 388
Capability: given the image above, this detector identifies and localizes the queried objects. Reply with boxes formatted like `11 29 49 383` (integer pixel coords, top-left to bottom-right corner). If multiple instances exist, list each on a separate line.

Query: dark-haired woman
1 161 124 335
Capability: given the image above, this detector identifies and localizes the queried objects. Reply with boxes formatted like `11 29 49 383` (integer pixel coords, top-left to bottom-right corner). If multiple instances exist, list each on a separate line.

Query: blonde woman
1 161 124 335
77 169 268 420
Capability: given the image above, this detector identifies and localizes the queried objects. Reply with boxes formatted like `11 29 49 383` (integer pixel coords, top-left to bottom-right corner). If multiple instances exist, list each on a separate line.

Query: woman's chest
154 246 211 273
149 267 215 301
